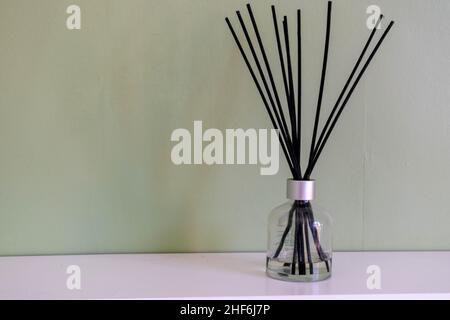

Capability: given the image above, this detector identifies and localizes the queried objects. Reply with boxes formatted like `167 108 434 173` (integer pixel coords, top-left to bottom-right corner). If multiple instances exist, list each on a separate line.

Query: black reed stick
292 208 298 274
306 21 395 177
283 16 298 174
271 6 293 139
297 206 306 275
308 1 332 172
310 15 384 166
225 18 297 177
302 207 314 274
297 10 302 174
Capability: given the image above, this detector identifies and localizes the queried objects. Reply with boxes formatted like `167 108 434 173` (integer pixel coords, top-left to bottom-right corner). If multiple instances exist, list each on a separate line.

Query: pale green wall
0 0 449 255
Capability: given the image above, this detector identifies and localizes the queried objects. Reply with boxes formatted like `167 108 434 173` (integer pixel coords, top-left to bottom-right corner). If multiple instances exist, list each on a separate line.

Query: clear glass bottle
266 180 332 282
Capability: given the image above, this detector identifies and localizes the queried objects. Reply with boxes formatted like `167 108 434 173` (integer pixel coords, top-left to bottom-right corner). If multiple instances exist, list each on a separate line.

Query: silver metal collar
286 179 315 201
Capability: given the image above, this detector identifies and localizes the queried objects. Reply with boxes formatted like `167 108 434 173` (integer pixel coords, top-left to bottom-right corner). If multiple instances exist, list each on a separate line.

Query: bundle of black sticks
226 1 394 275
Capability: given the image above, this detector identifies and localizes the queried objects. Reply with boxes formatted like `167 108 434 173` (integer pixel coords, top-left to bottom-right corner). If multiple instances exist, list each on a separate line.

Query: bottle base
266 257 332 282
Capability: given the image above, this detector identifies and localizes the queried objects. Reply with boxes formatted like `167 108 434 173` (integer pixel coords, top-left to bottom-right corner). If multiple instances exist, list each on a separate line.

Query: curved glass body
267 200 332 282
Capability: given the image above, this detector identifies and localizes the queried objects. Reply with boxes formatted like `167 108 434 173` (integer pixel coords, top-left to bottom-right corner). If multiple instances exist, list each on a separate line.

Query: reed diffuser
226 1 394 281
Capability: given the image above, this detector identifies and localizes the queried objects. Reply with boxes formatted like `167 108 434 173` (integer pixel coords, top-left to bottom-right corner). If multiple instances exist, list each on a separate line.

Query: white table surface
0 252 449 299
